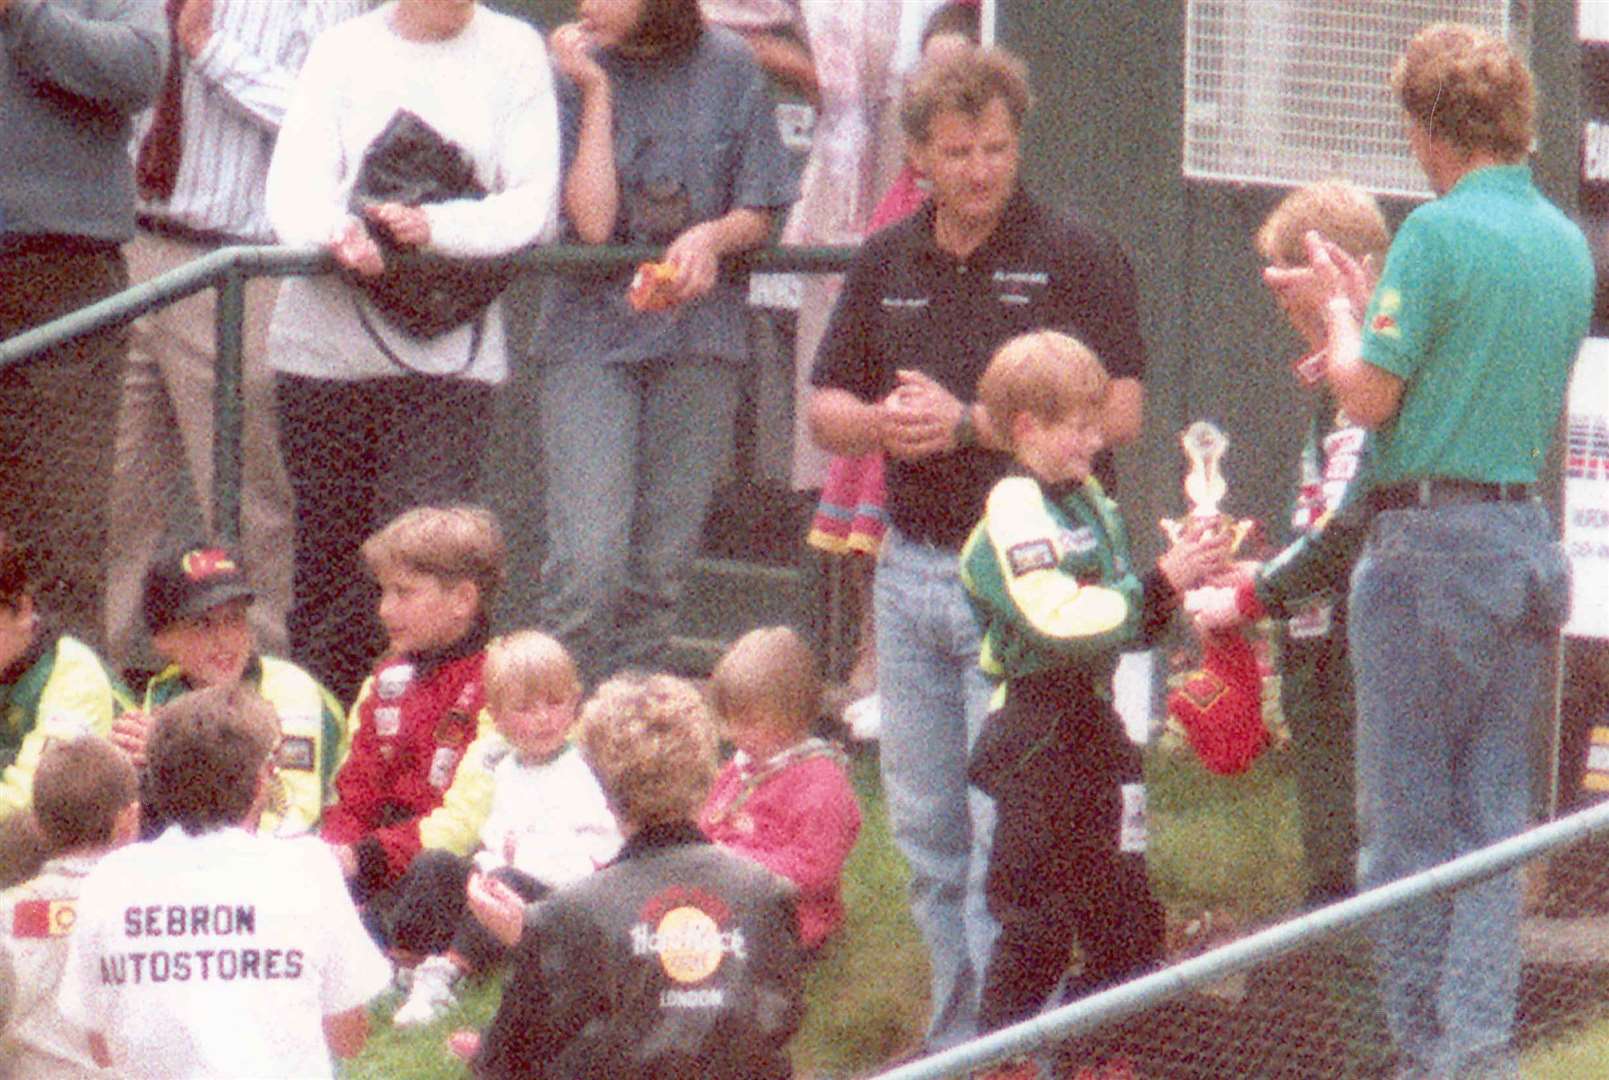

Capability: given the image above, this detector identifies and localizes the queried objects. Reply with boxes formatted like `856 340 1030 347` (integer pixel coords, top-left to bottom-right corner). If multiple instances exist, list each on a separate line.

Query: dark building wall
999 0 1583 562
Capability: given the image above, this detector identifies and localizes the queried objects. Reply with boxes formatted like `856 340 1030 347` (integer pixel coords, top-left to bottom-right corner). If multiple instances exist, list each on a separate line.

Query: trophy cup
1162 421 1268 775
1160 421 1255 553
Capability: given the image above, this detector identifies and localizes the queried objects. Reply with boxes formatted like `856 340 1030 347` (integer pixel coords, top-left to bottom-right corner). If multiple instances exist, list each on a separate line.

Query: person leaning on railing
261 0 561 704
527 0 797 688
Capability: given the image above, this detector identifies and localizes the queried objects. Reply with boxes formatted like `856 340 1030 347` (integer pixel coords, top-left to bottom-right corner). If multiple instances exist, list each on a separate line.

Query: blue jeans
537 356 741 685
1350 500 1569 1077
874 528 999 1050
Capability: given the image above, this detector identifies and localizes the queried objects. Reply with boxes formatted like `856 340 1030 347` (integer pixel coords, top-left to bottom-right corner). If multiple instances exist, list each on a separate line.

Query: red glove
1167 629 1270 775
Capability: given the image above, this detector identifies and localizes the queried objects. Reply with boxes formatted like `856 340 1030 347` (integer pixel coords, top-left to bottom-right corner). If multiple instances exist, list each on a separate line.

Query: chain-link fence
868 794 1609 1080
0 243 857 681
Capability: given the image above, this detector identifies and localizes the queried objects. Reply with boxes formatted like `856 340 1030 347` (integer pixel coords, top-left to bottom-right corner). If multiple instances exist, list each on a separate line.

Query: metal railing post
212 267 247 547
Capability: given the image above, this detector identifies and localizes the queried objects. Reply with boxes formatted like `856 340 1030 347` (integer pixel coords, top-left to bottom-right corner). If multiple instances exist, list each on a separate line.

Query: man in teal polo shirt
1310 23 1593 1079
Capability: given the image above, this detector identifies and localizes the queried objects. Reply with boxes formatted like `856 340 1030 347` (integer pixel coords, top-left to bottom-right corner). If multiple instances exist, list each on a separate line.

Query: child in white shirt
59 686 390 1079
389 630 619 1026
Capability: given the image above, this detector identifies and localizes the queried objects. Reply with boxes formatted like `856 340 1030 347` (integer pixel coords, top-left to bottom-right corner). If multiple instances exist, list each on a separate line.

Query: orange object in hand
627 261 680 312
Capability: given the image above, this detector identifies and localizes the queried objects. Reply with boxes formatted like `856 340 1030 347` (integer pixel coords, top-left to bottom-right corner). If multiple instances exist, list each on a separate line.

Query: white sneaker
392 955 461 1028
844 694 881 742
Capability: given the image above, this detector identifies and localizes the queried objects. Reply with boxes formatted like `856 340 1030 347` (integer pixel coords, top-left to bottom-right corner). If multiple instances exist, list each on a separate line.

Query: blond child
388 630 620 1027
699 626 861 950
59 687 390 1078
465 672 805 1079
322 506 503 915
959 330 1228 1039
0 737 138 1077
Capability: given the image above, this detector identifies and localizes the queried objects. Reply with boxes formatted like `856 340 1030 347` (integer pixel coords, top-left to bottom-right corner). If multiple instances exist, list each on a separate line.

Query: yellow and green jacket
143 656 349 837
960 474 1176 706
0 632 132 816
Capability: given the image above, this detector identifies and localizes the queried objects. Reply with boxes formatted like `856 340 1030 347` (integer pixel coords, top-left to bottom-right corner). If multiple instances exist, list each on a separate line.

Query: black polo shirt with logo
811 187 1147 550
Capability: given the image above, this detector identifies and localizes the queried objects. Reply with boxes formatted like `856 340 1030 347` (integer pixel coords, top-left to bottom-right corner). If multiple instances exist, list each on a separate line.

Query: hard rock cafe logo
630 886 746 985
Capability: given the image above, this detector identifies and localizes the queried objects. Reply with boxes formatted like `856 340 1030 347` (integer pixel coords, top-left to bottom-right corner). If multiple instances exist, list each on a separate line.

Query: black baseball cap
142 544 256 634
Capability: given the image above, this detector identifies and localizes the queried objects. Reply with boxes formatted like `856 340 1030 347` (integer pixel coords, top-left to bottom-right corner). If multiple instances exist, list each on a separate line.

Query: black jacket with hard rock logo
475 821 804 1079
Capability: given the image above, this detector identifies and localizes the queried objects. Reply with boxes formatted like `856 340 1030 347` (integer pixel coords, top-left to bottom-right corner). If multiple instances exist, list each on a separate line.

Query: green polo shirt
1359 164 1594 486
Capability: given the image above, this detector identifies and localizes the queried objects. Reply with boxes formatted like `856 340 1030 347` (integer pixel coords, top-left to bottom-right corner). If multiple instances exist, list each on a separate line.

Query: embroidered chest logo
1059 526 1097 556
993 267 1048 306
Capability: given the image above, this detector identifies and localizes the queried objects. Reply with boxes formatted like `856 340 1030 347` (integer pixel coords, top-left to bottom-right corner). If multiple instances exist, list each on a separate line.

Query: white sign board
1565 337 1609 638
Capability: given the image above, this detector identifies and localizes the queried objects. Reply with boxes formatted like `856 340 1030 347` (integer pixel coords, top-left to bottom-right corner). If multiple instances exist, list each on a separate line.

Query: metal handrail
0 242 859 544
871 797 1609 1079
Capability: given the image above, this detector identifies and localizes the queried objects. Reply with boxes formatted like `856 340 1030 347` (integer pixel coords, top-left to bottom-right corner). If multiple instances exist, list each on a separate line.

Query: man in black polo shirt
807 44 1145 1050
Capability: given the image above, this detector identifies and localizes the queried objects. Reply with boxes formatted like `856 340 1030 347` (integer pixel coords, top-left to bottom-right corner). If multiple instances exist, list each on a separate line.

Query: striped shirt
135 0 364 243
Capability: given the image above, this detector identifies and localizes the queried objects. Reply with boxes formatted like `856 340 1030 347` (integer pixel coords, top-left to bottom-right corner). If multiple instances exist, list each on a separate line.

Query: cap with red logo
141 544 255 634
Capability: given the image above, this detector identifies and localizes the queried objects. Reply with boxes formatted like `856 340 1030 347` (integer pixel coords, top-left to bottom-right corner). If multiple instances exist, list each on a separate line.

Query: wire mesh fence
1183 0 1523 196
0 242 857 680
870 795 1609 1080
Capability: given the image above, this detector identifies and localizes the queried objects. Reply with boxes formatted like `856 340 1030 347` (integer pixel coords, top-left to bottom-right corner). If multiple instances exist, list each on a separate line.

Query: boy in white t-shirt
59 685 391 1079
388 630 619 1027
0 736 139 1078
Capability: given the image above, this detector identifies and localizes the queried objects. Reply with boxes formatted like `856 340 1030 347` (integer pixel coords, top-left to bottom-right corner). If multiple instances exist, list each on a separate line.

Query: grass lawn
340 738 1312 1079
340 750 928 1080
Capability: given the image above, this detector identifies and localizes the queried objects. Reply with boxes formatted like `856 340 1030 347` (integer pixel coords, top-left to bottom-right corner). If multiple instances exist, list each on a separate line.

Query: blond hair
708 626 819 735
901 43 1032 146
361 505 505 613
483 629 582 712
976 330 1109 452
578 673 718 829
1255 179 1390 268
1392 22 1534 160
143 685 281 835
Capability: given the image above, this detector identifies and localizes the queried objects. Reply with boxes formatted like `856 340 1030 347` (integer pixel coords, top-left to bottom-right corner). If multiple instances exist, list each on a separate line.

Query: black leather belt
1371 478 1534 512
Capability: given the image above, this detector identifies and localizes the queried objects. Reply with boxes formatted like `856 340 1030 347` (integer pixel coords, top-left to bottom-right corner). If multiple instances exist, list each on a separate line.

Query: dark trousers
388 849 547 974
974 668 1164 1033
0 240 127 649
275 374 493 702
1281 612 1359 907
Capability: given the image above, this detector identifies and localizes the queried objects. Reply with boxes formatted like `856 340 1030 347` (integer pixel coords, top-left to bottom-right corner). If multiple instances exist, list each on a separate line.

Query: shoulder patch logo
1370 287 1403 339
12 898 75 938
277 736 316 772
1006 539 1057 577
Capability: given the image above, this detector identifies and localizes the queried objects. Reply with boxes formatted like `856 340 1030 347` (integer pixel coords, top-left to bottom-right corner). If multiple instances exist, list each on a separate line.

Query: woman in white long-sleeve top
264 0 560 702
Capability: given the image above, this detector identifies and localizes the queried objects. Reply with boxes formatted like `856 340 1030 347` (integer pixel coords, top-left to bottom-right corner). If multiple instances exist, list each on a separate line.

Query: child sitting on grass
959 330 1229 1051
60 686 391 1078
322 506 502 924
699 625 861 950
388 629 620 1027
459 672 806 1079
0 736 138 1076
112 541 348 837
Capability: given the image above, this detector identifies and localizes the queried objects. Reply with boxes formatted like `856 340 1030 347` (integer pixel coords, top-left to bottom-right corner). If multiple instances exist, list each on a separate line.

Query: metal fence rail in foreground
0 240 858 547
873 798 1609 1079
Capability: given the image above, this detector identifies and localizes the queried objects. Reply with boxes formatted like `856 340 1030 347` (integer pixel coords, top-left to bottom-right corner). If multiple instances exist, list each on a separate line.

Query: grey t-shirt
534 26 797 367
0 0 165 241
